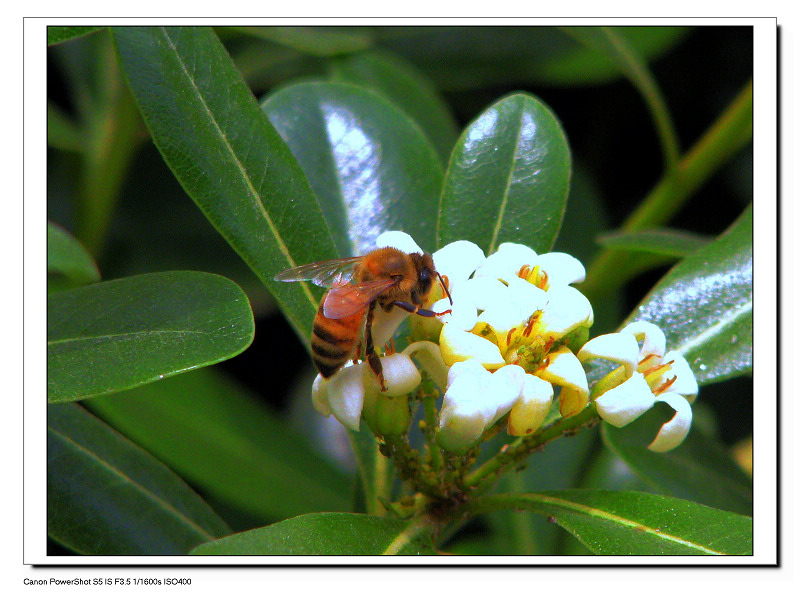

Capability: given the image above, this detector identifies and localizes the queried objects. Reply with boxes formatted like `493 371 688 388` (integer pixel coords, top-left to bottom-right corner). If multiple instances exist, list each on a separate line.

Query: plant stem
580 81 753 303
463 403 599 492
422 395 443 471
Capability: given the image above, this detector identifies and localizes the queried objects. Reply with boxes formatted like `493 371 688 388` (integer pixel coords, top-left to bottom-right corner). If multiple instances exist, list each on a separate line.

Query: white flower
474 242 586 289
436 361 556 454
312 341 448 432
577 321 699 452
432 241 592 452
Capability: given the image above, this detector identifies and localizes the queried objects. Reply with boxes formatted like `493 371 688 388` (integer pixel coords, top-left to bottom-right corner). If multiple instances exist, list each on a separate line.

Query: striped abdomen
310 295 367 378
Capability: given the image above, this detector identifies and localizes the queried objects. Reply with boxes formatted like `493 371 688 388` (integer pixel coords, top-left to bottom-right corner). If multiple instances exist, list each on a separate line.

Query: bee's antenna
437 272 453 305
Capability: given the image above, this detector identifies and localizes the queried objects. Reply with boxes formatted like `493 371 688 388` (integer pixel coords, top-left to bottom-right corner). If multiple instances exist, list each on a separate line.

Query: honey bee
275 247 452 391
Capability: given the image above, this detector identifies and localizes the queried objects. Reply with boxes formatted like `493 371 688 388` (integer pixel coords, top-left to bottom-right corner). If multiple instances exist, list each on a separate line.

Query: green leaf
190 513 435 555
329 50 459 163
84 368 353 521
438 92 570 255
47 271 254 402
537 27 691 87
48 403 231 555
628 205 752 384
597 228 711 258
469 490 752 555
261 81 444 257
47 26 104 46
233 26 372 56
602 404 752 515
375 27 689 91
47 221 101 292
489 430 598 554
112 26 336 340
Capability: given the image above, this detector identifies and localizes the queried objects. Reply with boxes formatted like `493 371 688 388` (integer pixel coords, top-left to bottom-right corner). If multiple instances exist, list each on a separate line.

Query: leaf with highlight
112 26 336 340
438 93 570 255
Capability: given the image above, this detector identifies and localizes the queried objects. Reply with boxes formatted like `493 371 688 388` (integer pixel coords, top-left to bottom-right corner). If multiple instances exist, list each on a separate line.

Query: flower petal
648 392 693 452
311 374 332 418
595 371 656 427
474 242 538 282
439 324 506 369
436 361 526 453
379 353 422 397
403 340 449 391
430 294 478 330
488 364 526 423
536 252 586 287
475 300 535 337
578 332 640 378
621 321 666 361
656 351 699 402
375 230 423 254
432 240 486 289
326 363 371 431
436 367 493 454
372 306 410 347
535 347 590 417
446 358 488 387
507 374 554 435
538 286 594 336
458 277 511 311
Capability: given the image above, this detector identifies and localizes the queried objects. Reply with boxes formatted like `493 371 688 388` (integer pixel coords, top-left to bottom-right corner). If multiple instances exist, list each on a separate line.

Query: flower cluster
577 321 698 452
310 231 699 455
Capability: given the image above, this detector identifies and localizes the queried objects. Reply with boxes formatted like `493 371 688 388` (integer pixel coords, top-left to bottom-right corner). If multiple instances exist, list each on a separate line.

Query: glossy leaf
85 368 352 520
375 27 689 91
628 205 752 384
48 403 231 555
602 404 752 516
438 93 570 255
262 81 443 257
489 430 598 555
47 26 104 46
597 228 711 258
234 25 372 56
47 221 101 292
190 512 435 555
47 271 254 402
330 50 459 162
112 26 336 340
469 490 752 555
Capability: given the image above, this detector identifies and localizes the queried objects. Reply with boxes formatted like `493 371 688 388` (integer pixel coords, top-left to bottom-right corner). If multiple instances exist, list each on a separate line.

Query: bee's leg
364 301 387 392
392 300 452 318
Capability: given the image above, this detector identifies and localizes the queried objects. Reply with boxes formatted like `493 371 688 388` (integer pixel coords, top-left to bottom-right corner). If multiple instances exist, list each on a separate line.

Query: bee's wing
322 278 397 319
274 257 363 287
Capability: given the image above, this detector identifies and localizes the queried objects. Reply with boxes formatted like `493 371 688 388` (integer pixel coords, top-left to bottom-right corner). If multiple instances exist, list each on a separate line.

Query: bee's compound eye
418 268 432 291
